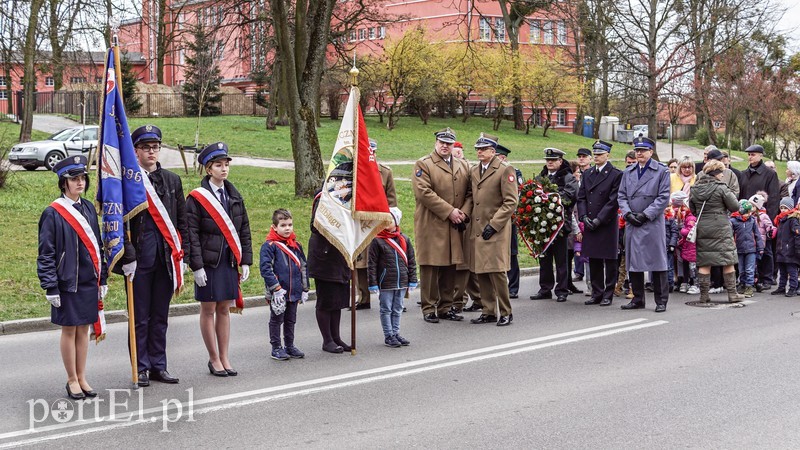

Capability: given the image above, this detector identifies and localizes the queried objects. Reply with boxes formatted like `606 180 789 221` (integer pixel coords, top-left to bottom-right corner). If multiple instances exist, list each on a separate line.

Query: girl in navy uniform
186 143 252 377
37 155 108 399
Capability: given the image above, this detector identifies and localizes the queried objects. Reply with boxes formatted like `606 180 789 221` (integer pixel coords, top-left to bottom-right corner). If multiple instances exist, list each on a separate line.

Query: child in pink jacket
678 212 698 293
749 192 776 290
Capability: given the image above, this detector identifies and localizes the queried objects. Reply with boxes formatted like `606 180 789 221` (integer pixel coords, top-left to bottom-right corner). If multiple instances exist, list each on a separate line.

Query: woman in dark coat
308 191 352 353
186 143 252 376
37 156 108 399
689 160 743 303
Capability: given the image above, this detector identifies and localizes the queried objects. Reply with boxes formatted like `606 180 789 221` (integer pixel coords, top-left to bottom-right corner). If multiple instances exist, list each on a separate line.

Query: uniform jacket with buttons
38 198 108 295
411 151 473 266
576 162 622 260
466 156 519 274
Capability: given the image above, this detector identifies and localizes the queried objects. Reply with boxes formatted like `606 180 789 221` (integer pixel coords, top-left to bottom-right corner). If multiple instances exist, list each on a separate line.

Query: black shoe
470 314 497 324
137 370 150 387
463 303 483 312
224 368 238 376
584 298 602 305
556 295 568 302
621 302 644 310
423 313 440 323
334 340 352 352
497 315 513 326
569 285 584 294
81 387 97 398
322 342 344 353
655 304 667 313
786 291 797 298
149 370 179 384
440 310 464 321
645 282 653 292
771 287 786 295
207 361 228 377
599 298 613 306
530 292 552 300
356 302 371 310
509 293 519 299
573 275 584 282
66 383 85 400
450 306 463 314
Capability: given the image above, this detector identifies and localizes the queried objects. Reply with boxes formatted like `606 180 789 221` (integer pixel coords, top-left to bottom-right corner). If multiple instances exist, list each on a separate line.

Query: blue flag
96 48 148 272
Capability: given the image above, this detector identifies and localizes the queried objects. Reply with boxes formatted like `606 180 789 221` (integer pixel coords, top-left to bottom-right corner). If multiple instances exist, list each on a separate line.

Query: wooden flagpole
349 56 359 356
110 20 139 388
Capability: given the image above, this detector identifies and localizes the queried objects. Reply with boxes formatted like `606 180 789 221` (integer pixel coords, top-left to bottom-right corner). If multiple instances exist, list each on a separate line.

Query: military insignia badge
74 156 81 163
218 143 224 149
508 174 515 183
415 169 423 177
145 125 153 132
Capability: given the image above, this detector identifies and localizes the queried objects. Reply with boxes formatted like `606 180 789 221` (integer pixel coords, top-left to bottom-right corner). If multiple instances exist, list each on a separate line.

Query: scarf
679 173 694 194
266 228 299 249
774 209 795 226
377 228 407 254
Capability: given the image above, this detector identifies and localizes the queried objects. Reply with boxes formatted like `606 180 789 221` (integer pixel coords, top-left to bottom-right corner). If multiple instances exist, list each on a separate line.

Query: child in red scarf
260 209 309 360
368 207 417 348
773 198 800 296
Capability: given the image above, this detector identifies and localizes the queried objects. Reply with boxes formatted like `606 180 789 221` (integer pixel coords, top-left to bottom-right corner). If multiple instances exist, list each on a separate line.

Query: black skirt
52 281 98 326
195 247 240 302
314 279 350 311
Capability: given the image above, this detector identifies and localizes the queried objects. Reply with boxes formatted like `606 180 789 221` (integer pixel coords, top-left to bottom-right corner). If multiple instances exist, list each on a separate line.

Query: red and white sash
50 198 106 342
384 237 408 265
142 170 184 294
273 241 302 269
189 187 244 312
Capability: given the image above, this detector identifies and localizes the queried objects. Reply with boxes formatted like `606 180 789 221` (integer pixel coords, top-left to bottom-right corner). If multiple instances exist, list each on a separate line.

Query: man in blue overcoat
617 137 671 312
577 140 623 306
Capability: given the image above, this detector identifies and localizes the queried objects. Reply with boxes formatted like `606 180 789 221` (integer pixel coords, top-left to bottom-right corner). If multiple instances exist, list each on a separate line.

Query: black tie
218 188 229 211
73 201 88 220
549 174 555 182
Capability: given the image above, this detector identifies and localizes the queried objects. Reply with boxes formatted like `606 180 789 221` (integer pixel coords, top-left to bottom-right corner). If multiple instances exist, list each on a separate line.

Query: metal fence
0 90 271 123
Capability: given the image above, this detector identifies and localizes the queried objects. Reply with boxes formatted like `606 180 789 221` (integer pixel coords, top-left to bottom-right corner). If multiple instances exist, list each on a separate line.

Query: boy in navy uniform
120 125 188 386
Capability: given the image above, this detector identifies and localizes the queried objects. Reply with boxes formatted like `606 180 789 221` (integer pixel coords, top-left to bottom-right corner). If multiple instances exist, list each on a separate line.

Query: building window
180 48 185 65
349 30 356 42
379 26 386 39
529 20 541 44
479 17 491 41
70 77 87 83
494 18 505 41
557 21 567 45
557 109 566 126
0 76 6 87
543 21 553 45
0 91 7 100
368 27 375 40
95 77 102 83
45 76 54 86
530 108 542 126
216 41 224 60
358 28 366 40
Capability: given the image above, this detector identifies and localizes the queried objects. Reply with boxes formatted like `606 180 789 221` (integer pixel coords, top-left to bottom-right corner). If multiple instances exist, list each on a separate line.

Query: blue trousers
269 300 298 348
738 253 757 286
777 263 799 292
379 289 405 338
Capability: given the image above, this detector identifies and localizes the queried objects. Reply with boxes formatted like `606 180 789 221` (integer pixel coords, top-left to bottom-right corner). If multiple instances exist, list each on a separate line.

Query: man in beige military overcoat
353 139 397 310
412 128 473 323
467 134 519 326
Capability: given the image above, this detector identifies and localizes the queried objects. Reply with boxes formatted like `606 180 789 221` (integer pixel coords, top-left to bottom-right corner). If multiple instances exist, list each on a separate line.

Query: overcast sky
778 0 800 51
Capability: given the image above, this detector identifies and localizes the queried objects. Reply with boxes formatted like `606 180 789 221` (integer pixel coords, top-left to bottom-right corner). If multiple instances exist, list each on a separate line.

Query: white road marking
0 318 666 448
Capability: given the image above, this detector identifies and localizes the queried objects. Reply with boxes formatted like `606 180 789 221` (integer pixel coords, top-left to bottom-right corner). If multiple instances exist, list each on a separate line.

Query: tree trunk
290 105 325 196
19 0 46 143
156 0 168 84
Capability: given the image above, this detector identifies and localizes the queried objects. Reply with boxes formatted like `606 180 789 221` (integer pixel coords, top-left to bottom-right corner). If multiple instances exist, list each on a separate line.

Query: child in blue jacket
730 200 764 298
260 209 309 361
368 207 417 348
773 197 800 297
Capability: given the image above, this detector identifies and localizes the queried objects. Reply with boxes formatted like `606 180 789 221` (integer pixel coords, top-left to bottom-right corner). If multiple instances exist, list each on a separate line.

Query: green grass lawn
127 115 596 162
0 122 50 153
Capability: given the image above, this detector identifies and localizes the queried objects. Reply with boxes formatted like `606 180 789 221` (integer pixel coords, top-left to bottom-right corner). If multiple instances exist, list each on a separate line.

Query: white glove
122 261 137 282
271 291 286 315
300 291 309 304
273 288 287 302
99 285 108 299
194 268 207 287
46 295 61 308
240 265 250 282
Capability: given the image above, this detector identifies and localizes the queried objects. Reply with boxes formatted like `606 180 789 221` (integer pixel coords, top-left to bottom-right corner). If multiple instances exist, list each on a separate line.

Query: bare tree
18 0 46 143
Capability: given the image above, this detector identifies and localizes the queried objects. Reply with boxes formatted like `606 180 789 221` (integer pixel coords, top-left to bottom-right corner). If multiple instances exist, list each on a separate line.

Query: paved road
0 275 798 448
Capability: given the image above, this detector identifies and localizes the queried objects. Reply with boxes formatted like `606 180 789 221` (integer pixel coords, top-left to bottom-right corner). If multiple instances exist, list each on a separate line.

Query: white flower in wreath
555 206 562 213
546 212 554 219
540 227 547 233
552 224 558 230
534 207 542 213
549 203 556 210
534 240 540 245
533 216 539 222
534 196 542 203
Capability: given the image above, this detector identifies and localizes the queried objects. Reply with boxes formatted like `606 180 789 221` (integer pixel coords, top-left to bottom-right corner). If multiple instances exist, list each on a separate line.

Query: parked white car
631 124 649 138
8 125 98 171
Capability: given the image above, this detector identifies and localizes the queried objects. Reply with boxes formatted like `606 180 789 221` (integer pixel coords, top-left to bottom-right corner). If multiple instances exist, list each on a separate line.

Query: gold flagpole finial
349 51 359 86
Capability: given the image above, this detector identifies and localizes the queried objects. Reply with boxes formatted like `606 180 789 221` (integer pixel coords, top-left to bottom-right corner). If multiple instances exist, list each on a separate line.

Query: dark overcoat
576 162 623 260
740 162 781 219
618 160 671 272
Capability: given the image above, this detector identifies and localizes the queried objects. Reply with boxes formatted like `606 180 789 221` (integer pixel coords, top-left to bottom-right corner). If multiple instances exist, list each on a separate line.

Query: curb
0 268 539 336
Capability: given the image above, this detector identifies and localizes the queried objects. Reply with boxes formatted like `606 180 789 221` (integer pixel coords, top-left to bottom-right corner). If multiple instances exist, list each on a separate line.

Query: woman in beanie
689 160 743 302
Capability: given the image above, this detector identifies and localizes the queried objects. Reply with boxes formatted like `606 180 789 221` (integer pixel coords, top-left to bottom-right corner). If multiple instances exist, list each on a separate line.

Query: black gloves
452 216 470 232
625 212 648 227
482 224 497 240
583 216 601 231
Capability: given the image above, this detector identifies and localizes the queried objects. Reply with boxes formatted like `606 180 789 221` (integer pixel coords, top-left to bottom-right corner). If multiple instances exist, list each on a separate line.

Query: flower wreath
515 176 566 258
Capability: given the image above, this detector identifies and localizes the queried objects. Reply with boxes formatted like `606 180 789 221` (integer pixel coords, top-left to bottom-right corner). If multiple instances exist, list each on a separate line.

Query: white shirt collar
209 179 225 192
596 163 607 172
